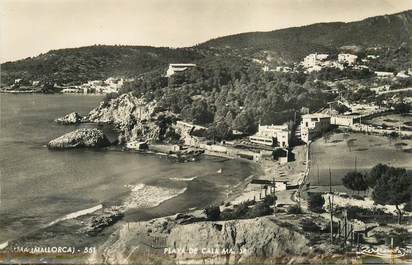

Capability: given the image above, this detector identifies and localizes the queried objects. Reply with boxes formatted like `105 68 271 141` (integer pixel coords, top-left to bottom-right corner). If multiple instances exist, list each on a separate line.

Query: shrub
262 195 277 206
246 202 273 218
204 205 220 221
342 171 368 194
232 202 249 218
307 193 325 213
287 205 303 214
341 206 394 223
220 200 273 220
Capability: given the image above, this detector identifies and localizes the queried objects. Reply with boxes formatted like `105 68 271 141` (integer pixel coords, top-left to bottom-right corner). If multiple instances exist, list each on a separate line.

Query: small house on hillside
166 64 196 77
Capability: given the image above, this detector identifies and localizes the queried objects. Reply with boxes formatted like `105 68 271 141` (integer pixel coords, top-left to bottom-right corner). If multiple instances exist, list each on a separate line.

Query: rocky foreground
47 128 111 149
89 213 343 265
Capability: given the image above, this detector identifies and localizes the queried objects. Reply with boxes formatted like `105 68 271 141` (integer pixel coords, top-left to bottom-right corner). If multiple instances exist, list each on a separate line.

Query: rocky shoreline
47 128 111 149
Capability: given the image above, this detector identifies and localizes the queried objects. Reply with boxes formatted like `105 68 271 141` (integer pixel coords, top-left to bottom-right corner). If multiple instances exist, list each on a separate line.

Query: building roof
169 63 196 67
302 113 330 119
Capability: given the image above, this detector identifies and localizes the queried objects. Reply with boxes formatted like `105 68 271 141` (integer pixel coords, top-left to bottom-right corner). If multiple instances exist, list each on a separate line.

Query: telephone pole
329 168 334 244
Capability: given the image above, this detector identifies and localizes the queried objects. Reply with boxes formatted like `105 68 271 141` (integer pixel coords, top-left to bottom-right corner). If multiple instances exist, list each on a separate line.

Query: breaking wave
123 184 186 210
169 176 197 182
44 204 103 228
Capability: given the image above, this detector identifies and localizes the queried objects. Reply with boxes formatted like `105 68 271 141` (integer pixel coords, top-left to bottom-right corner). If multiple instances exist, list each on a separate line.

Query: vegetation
1 45 204 85
220 195 276 220
203 205 221 221
369 165 411 224
341 171 368 195
340 206 394 223
307 193 325 213
120 56 335 137
394 102 411 115
201 10 412 70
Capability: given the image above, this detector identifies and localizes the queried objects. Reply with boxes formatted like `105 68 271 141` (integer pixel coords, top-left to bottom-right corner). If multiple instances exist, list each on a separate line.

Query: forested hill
200 9 412 63
1 45 205 85
1 10 411 86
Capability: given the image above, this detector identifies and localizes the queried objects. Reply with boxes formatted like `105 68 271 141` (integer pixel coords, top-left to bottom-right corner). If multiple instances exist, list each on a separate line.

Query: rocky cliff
88 93 156 128
90 215 327 265
87 93 181 144
47 128 111 149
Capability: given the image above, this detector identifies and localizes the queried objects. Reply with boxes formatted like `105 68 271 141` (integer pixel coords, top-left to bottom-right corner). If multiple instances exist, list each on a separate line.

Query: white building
396 71 410 78
249 124 291 148
166 63 196 77
330 114 359 126
375 71 394 78
338 54 358 66
300 113 331 143
62 88 82 93
303 53 329 66
126 141 148 150
300 53 348 72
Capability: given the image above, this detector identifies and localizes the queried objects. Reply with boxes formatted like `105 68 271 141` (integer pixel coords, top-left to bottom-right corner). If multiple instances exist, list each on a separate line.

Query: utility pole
329 168 333 244
273 177 276 211
355 156 357 172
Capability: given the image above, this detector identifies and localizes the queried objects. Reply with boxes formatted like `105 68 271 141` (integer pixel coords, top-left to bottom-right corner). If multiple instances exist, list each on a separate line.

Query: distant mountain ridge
200 9 412 62
1 9 411 86
1 45 204 85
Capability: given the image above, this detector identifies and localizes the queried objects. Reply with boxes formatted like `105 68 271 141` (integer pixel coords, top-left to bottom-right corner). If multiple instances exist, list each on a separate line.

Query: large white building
249 124 291 148
338 54 358 66
300 113 331 143
301 53 329 72
166 64 196 77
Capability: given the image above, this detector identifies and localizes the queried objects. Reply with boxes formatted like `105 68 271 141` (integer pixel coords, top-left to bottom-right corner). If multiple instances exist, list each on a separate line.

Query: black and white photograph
0 0 411 264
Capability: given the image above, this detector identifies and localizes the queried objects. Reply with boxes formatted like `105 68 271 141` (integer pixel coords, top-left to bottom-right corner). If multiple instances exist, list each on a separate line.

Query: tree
232 111 257 135
394 102 411 115
204 205 220 221
342 171 368 195
307 193 325 213
206 121 233 142
372 167 411 224
367 163 390 188
335 103 350 114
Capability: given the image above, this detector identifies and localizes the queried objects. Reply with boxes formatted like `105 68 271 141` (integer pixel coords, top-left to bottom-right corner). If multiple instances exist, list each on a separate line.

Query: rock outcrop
88 93 156 130
166 217 313 264
54 112 84 124
47 128 111 149
91 216 319 265
87 93 182 144
82 207 124 236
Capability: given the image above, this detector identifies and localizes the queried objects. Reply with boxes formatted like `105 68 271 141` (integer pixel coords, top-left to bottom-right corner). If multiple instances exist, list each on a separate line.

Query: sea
0 94 256 246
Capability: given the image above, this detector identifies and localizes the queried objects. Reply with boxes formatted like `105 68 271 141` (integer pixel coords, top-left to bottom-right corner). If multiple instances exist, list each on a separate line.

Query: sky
1 0 411 62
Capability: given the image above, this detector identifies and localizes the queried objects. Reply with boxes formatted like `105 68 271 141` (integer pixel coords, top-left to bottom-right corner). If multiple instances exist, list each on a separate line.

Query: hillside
200 9 412 63
0 45 205 86
1 10 411 86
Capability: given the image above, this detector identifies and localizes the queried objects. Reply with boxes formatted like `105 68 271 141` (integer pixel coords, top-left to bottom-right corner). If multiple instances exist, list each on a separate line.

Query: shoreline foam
123 184 187 210
44 204 103 228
